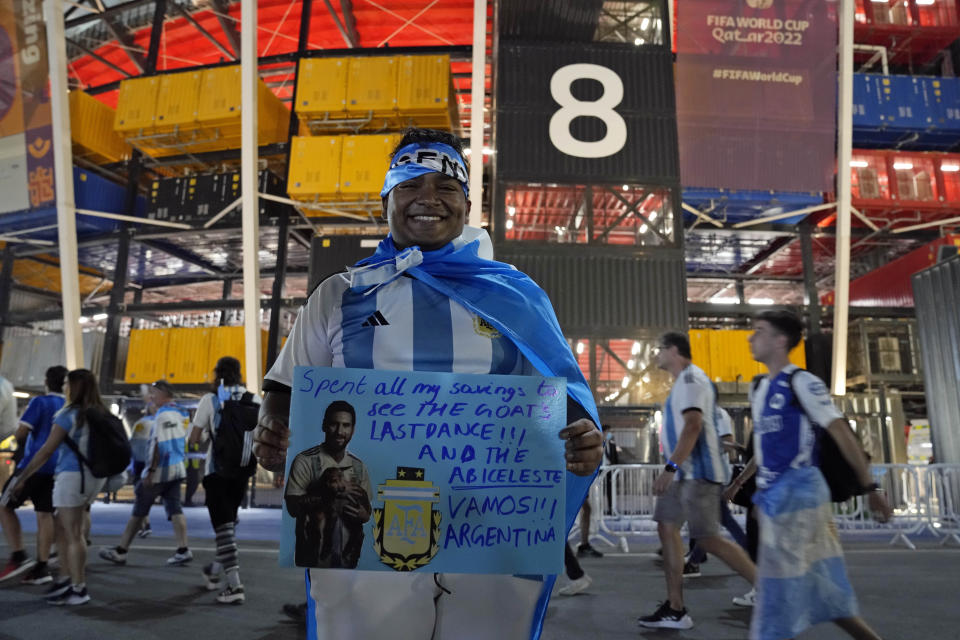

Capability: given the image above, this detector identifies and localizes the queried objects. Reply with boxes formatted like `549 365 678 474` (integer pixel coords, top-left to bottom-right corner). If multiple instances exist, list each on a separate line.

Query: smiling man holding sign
254 128 602 640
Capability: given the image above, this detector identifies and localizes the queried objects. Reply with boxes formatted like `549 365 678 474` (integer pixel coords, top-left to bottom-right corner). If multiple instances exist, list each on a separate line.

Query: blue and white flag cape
347 228 601 639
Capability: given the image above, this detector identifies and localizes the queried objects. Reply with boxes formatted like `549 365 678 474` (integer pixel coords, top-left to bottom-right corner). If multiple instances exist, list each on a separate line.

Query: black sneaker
45 577 71 597
682 561 701 578
21 564 53 585
637 601 694 629
283 602 308 622
577 543 604 558
47 585 90 606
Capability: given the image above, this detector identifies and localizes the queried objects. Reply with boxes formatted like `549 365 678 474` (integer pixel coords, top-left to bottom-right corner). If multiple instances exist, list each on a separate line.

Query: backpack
750 369 864 503
210 392 259 478
64 406 133 492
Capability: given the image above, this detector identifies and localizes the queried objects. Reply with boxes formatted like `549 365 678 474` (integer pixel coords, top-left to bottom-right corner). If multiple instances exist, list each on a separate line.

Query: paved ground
1 504 957 639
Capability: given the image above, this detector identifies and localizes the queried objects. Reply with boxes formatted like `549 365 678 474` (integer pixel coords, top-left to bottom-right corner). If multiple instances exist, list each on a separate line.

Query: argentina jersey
266 273 535 387
749 365 844 490
662 364 728 484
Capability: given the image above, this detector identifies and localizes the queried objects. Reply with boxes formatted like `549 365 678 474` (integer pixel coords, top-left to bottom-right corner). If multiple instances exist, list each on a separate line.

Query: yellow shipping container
208 326 269 380
287 135 342 198
700 329 806 383
154 71 202 131
124 329 170 383
165 327 213 384
195 66 288 153
340 134 401 195
396 55 456 130
69 90 130 164
688 329 712 379
295 58 349 117
114 76 160 133
346 57 397 115
397 55 450 112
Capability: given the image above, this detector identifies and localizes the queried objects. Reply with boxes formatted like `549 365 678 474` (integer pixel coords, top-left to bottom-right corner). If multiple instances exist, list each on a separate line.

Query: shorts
53 471 106 509
133 479 183 519
3 472 54 512
653 479 722 539
203 473 248 528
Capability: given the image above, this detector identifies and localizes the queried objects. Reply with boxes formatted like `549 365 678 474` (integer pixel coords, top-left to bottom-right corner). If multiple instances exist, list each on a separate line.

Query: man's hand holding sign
252 128 602 640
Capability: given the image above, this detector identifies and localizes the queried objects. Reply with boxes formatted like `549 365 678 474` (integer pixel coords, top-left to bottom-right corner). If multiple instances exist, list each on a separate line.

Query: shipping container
287 136 343 199
346 57 398 116
850 150 891 203
114 76 159 133
295 58 349 117
154 71 202 131
340 134 401 195
70 90 131 164
396 55 455 130
125 329 170 383
494 245 687 336
0 332 117 389
208 326 269 380
165 327 213 383
846 319 922 388
827 235 960 307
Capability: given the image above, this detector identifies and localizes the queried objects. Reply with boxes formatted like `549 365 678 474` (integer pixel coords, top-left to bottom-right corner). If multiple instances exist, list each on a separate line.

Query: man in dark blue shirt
0 366 67 585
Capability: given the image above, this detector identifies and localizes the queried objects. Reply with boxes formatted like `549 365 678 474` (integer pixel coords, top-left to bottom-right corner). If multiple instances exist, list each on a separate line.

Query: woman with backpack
188 356 260 605
7 369 109 605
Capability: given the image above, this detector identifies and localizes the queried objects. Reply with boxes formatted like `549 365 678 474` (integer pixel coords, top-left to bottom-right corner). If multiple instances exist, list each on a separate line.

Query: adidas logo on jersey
361 311 390 327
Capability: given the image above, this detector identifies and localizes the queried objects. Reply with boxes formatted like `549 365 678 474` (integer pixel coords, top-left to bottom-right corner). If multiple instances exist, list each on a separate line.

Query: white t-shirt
190 386 261 477
661 364 728 483
266 273 536 388
0 377 18 439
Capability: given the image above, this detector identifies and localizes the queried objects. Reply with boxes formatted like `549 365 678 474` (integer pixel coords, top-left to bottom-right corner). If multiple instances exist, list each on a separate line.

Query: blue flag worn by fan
346 226 601 639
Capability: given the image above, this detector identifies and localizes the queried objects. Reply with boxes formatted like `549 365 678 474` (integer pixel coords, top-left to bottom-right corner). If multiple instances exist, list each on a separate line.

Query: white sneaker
732 588 756 607
167 549 193 565
217 584 245 604
201 563 221 591
98 547 127 565
557 574 592 596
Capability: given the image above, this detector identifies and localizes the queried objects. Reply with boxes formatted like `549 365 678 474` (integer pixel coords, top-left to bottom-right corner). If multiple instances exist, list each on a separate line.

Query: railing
576 463 960 552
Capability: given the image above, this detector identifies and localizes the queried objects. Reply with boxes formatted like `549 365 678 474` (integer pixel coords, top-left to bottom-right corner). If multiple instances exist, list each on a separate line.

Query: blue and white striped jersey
146 402 188 483
662 364 729 484
749 365 844 490
266 274 536 386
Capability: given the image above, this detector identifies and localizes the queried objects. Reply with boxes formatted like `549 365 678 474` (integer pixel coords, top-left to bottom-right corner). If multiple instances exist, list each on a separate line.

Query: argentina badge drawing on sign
279 366 567 575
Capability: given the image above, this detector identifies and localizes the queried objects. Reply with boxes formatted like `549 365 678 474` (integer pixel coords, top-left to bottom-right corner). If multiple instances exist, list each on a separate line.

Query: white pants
308 570 545 640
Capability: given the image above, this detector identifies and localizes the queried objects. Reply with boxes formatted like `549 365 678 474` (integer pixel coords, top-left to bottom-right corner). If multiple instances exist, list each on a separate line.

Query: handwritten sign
279 366 567 574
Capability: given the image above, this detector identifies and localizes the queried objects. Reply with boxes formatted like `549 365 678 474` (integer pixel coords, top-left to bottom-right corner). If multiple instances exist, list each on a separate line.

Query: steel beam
137 239 231 275
265 214 289 370
92 0 147 73
210 0 242 58
65 37 133 77
322 0 357 48
800 223 822 334
468 0 486 226
171 2 237 60
0 249 15 329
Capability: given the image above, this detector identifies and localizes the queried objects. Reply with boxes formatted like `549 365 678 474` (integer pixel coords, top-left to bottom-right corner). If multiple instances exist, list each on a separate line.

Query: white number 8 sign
548 63 627 159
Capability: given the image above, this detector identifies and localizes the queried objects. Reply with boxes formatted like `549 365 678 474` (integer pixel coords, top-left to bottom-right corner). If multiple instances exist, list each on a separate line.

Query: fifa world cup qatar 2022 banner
676 0 837 192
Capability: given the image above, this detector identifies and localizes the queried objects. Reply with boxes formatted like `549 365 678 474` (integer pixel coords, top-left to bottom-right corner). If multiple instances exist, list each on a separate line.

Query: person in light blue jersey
737 310 890 640
253 128 603 640
638 332 755 631
8 369 109 605
0 366 67 586
99 380 192 567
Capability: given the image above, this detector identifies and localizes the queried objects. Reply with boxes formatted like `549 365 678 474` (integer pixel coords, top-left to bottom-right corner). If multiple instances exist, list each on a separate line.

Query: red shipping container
822 234 960 307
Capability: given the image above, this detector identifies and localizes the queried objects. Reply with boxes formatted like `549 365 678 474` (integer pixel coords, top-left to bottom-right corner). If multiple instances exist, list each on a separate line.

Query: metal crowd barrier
574 463 960 552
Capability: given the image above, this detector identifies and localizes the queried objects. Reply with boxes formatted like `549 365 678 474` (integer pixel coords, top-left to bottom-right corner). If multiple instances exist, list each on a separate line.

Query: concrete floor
1 503 957 640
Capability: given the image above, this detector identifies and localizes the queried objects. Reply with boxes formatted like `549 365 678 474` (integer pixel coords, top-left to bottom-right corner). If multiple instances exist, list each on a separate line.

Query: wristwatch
863 482 882 493
664 461 678 473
